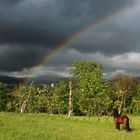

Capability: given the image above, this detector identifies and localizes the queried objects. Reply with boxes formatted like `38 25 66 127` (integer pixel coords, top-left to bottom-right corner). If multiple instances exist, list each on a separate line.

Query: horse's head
111 108 120 117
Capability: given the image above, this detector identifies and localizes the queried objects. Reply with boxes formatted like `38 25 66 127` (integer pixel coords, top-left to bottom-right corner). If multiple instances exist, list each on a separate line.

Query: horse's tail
124 116 131 131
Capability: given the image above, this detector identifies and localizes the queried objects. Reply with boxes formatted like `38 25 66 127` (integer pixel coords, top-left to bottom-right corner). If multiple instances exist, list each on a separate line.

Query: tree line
0 61 140 116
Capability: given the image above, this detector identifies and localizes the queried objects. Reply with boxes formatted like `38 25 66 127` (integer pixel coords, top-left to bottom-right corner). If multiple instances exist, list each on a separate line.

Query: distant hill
27 75 65 85
0 75 25 85
2 74 139 86
0 75 65 85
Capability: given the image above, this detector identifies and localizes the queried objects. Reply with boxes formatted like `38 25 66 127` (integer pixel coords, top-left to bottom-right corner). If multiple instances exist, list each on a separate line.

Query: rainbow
23 5 132 84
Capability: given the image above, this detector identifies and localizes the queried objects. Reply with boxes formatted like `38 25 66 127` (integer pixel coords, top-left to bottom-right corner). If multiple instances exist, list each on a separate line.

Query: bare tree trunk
20 81 33 114
68 80 73 117
20 100 27 114
119 90 127 115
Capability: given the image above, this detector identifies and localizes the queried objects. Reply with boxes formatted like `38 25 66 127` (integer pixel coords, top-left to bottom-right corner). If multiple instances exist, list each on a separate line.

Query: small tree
70 61 109 116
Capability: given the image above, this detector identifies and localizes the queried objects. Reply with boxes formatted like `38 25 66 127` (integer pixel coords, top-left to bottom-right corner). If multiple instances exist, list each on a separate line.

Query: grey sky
0 0 139 79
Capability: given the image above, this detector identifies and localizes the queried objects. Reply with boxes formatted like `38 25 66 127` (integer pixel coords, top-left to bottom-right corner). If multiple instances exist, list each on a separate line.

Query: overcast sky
0 0 140 80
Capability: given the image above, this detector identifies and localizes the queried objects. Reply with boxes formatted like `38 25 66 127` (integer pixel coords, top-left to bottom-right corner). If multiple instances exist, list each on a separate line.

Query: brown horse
112 108 131 131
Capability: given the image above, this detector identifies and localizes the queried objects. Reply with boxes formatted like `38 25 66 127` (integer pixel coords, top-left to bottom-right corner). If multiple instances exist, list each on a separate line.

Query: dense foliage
70 61 111 116
0 61 140 115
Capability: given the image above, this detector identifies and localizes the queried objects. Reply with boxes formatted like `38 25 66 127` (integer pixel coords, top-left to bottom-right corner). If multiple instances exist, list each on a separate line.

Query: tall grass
0 112 140 140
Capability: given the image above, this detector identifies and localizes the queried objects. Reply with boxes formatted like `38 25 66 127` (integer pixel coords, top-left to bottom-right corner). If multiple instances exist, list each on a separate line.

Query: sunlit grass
0 112 140 140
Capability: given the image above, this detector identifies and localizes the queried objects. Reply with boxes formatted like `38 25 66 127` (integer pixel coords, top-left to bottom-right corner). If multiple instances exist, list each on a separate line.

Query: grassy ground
0 112 140 140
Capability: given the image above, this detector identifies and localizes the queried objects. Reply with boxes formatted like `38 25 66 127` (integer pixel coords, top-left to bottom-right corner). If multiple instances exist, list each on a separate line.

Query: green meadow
0 112 140 140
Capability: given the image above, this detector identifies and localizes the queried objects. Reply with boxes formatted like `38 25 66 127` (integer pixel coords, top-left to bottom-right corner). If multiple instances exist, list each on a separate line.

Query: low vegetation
0 112 140 140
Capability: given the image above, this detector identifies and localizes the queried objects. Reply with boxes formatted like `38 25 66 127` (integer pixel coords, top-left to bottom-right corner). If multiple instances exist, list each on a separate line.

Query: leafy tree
13 82 39 113
51 81 69 114
109 74 139 113
0 82 12 111
26 83 39 113
131 84 140 113
72 84 82 116
36 85 51 113
36 81 69 114
70 61 110 116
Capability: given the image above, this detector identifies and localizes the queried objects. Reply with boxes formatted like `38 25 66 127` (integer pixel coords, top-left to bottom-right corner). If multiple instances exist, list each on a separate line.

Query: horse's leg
126 120 131 131
116 123 120 130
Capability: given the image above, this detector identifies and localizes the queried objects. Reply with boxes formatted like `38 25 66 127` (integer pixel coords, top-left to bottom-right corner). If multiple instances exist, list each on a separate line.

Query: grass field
0 112 140 140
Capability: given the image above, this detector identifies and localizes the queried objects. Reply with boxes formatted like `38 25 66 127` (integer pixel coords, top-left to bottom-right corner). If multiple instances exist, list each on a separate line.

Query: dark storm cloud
0 0 22 5
0 0 137 75
0 0 134 46
72 29 140 55
0 44 47 71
